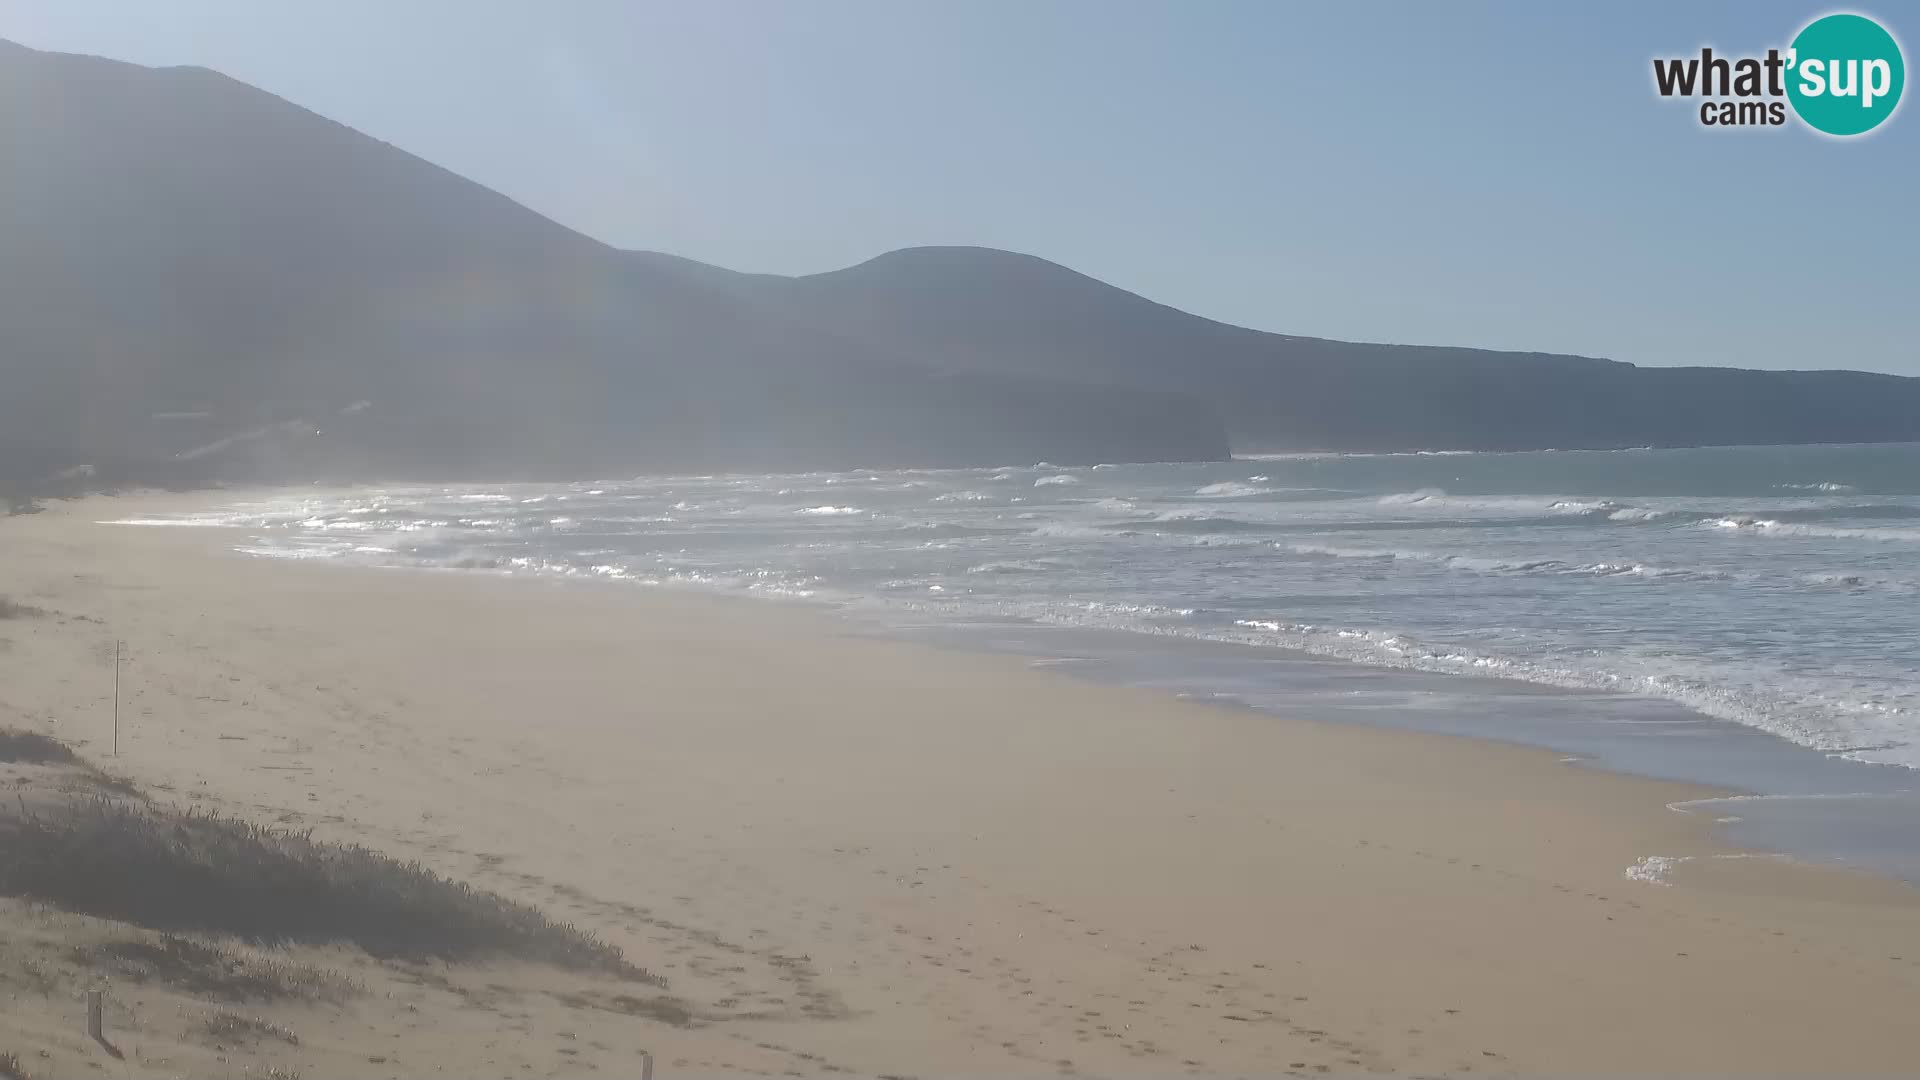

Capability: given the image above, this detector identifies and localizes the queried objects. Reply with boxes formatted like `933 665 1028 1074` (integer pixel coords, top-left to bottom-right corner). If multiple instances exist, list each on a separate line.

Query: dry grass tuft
200 1009 299 1046
0 1050 29 1080
1 798 656 981
0 730 138 801
72 935 360 1004
552 989 695 1026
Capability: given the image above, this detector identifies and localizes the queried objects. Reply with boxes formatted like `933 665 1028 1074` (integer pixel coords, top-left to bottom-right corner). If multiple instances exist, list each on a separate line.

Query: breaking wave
1280 543 1722 582
1194 481 1277 498
1704 517 1920 543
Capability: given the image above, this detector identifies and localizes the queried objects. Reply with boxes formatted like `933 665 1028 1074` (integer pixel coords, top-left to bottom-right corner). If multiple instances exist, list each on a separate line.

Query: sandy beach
5 492 1920 1078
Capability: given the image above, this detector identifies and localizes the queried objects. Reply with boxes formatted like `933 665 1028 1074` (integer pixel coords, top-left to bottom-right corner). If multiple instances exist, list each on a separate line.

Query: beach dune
3 493 1919 1077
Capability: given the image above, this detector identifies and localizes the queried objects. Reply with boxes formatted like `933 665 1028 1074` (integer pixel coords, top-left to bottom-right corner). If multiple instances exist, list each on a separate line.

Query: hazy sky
3 1 1915 374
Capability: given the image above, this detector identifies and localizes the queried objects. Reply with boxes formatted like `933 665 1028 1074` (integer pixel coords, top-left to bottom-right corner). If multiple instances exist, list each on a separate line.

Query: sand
3 491 1920 1078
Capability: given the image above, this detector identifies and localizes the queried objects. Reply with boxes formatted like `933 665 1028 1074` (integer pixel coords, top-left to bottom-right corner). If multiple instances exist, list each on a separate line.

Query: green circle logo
1787 13 1905 136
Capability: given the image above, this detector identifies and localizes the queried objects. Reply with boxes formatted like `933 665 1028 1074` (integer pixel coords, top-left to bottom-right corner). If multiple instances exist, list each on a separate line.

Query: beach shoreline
6 490 1920 1076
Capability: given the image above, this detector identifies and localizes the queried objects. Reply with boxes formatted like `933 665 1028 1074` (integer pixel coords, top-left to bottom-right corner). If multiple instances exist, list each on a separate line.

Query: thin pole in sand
112 639 122 756
84 985 122 1059
640 1050 654 1080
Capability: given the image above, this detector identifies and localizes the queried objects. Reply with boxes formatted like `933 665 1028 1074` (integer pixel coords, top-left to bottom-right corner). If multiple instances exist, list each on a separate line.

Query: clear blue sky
3 1 1914 373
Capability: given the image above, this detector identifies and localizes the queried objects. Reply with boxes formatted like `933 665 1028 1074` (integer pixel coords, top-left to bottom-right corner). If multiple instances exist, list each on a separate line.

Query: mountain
6 39 1920 503
0 39 1226 497
701 246 1920 453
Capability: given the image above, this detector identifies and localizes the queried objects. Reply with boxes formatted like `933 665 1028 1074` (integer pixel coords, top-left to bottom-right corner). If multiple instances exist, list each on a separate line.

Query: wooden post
640 1050 654 1080
86 988 104 1041
112 640 121 756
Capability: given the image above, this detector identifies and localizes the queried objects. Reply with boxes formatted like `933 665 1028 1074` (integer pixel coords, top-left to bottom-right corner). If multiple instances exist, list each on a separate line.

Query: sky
2 1 1915 374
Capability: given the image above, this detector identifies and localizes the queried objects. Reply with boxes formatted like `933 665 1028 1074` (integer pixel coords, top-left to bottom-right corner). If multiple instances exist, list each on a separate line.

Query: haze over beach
4 4 1920 1079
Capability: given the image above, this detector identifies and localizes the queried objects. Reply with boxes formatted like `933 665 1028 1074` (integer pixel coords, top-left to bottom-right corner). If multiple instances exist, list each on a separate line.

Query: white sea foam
1706 517 1920 543
1623 855 1689 886
1281 543 1717 582
1183 534 1269 548
1034 474 1081 487
1215 614 1911 764
1624 852 1793 885
1607 506 1669 522
968 560 1057 575
1078 600 1196 619
1031 523 1127 540
232 541 351 560
1153 508 1240 522
1286 543 1404 561
796 505 864 516
1377 488 1448 507
1377 490 1625 517
1194 481 1275 498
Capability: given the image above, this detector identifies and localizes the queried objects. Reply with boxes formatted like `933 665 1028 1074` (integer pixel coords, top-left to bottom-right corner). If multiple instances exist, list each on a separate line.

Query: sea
118 442 1920 884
